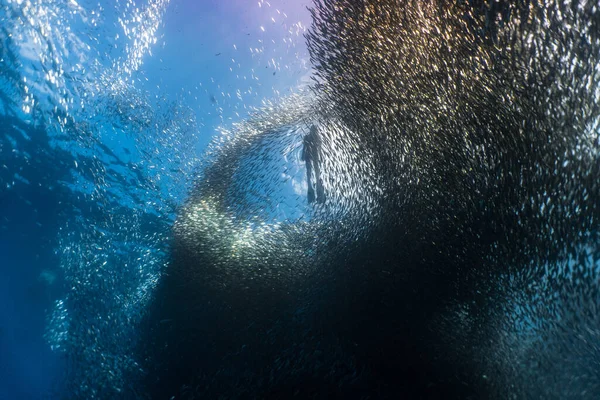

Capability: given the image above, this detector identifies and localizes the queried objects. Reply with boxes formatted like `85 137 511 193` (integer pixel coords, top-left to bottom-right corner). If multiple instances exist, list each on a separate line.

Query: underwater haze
2 0 600 399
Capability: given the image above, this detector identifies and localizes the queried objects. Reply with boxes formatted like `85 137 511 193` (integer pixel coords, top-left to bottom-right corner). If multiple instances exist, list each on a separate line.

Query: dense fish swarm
143 1 600 399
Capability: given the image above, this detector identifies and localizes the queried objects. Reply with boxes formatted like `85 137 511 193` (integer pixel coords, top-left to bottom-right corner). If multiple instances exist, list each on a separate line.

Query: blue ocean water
4 1 600 398
0 0 311 397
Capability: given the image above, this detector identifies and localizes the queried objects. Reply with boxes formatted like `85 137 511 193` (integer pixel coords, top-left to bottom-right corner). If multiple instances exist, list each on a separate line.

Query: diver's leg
316 178 325 203
306 161 315 203
314 156 325 203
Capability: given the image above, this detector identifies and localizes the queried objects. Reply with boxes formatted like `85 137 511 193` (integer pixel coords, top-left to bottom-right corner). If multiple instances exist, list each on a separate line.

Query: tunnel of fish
141 1 600 399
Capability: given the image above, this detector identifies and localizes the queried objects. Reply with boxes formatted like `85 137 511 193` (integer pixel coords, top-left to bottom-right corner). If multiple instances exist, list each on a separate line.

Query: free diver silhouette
301 125 325 204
